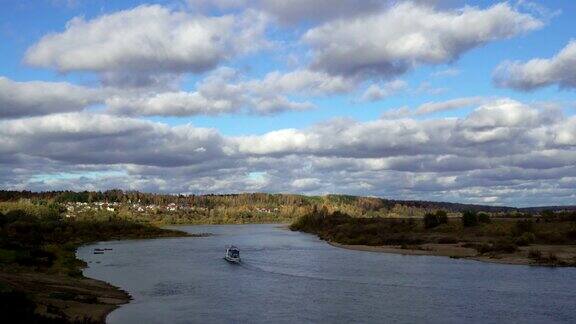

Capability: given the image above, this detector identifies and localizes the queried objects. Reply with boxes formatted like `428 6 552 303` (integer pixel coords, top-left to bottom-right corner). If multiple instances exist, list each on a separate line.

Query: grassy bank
290 210 576 266
0 201 190 323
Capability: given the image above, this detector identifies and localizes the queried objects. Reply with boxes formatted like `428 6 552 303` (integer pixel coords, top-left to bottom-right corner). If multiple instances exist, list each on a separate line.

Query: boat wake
237 259 353 284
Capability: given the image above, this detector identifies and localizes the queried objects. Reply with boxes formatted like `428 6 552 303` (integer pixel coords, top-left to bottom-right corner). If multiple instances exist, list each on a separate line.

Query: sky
1 0 575 207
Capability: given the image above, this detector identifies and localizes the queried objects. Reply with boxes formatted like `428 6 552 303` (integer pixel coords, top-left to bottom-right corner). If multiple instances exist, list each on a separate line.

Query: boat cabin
225 245 241 263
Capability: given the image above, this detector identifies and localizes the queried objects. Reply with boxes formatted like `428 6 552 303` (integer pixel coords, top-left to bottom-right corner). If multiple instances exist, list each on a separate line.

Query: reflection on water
78 224 576 324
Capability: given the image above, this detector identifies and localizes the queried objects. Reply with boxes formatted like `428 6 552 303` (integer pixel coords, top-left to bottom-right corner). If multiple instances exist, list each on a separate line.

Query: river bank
0 270 130 323
291 210 576 267
0 201 197 323
1 233 195 323
329 242 576 266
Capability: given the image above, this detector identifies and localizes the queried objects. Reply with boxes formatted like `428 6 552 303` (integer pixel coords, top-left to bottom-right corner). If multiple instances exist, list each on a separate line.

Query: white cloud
459 99 540 129
494 40 576 91
2 1 574 206
380 96 487 119
106 68 347 116
0 77 102 118
106 91 238 116
431 68 460 78
415 96 486 115
360 80 407 102
25 5 268 78
291 178 321 190
249 69 357 96
189 0 387 23
304 2 542 78
2 98 575 206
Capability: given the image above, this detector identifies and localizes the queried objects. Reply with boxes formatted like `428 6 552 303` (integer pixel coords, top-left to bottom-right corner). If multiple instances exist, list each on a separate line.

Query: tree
478 212 490 223
436 210 448 224
424 210 448 229
462 210 478 227
424 213 439 229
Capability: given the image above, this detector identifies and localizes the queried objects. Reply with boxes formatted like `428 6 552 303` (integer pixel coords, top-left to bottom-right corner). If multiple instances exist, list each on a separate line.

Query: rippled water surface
77 224 576 323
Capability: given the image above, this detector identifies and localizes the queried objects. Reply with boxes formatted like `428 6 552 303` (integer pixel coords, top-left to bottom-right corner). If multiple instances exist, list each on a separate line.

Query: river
77 224 576 323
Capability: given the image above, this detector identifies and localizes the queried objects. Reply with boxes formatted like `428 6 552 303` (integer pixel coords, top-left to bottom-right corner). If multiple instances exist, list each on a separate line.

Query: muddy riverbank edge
0 231 208 323
328 241 576 266
0 270 130 323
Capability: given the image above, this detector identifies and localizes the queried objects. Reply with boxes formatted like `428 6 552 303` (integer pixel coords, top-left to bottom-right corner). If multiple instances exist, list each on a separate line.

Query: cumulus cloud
360 80 407 102
291 177 322 190
494 40 576 91
253 0 386 23
0 113 227 167
248 69 357 96
24 5 268 84
0 77 102 118
2 98 575 206
414 96 487 115
106 91 238 117
304 2 542 78
106 68 350 116
189 0 388 23
381 96 487 119
459 99 541 129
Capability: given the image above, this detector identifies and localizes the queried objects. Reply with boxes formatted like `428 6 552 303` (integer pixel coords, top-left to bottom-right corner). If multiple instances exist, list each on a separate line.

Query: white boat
224 245 241 263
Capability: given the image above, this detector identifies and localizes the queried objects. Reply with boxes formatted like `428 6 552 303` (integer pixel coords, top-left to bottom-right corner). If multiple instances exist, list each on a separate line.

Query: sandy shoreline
329 242 576 266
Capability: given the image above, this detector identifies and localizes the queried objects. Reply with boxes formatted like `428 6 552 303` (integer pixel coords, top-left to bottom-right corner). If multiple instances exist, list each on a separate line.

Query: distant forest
1 190 574 222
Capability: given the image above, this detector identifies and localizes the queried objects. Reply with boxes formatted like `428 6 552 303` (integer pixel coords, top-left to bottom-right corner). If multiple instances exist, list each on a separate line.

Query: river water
77 224 576 323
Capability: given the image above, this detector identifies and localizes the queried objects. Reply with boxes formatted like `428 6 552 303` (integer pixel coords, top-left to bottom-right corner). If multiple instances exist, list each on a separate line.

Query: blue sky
1 0 575 206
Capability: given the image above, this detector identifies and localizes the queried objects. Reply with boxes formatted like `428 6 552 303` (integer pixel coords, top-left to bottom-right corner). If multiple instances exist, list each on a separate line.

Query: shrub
478 212 491 224
476 240 518 254
546 252 559 263
515 219 534 235
406 218 416 227
475 243 493 254
528 250 568 265
437 237 458 244
492 240 518 253
528 249 542 260
566 229 576 241
423 213 438 229
424 210 448 229
436 210 448 224
462 211 479 227
515 232 536 246
540 210 554 219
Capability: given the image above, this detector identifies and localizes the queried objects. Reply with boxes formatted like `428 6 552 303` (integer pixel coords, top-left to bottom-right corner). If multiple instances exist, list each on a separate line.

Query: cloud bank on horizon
0 0 575 207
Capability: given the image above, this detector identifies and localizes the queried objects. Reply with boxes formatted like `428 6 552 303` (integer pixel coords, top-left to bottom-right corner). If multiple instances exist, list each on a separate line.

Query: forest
2 190 573 226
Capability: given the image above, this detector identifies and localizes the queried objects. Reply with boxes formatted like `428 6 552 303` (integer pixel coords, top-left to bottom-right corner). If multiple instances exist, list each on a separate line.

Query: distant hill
1 190 573 215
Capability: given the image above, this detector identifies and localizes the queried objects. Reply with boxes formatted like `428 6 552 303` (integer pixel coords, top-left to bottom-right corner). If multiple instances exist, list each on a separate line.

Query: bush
492 240 518 253
546 252 559 263
515 232 536 246
424 213 438 229
436 210 448 225
528 249 542 259
515 219 534 235
437 237 458 244
528 250 568 265
462 211 479 227
424 210 448 229
476 240 518 254
478 212 491 224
